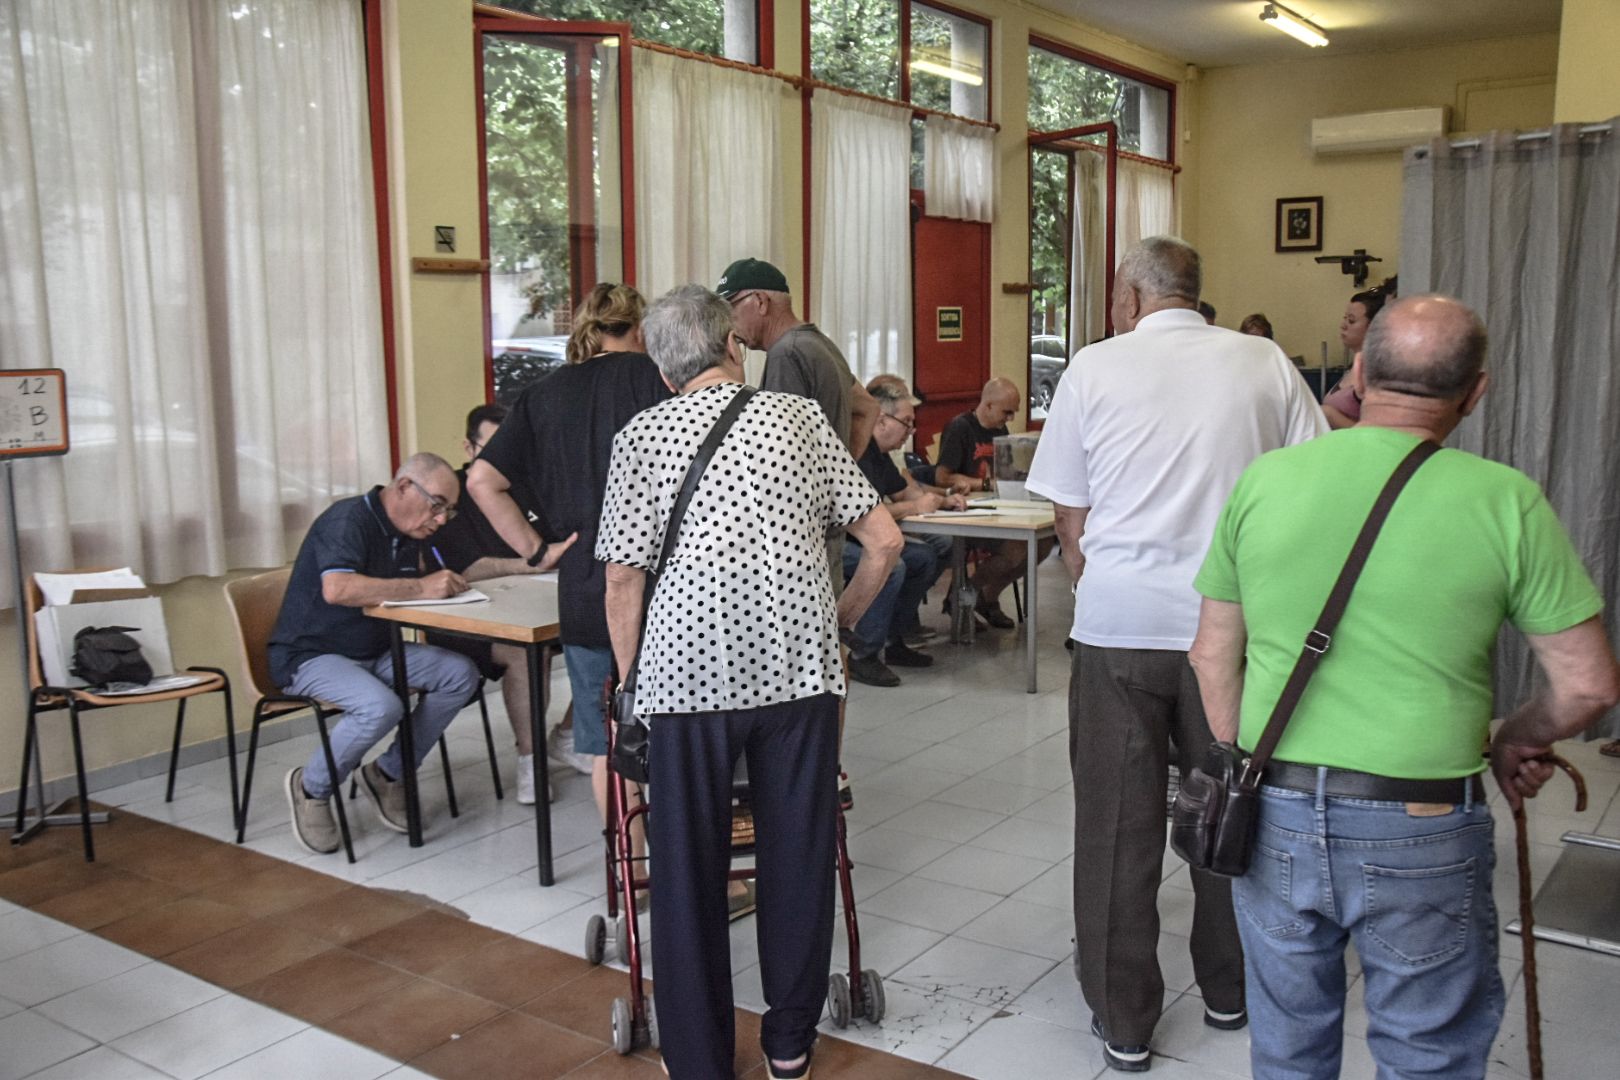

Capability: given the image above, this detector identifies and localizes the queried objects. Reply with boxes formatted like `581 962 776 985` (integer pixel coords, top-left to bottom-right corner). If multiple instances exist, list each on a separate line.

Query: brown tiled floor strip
1 806 961 1079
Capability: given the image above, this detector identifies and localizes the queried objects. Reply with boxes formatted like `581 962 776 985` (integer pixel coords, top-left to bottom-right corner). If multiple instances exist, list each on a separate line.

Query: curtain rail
1416 122 1612 155
1059 138 1179 174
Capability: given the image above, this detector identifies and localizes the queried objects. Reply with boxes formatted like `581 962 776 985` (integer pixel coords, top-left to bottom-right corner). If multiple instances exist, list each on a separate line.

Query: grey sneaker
359 761 410 834
284 767 340 855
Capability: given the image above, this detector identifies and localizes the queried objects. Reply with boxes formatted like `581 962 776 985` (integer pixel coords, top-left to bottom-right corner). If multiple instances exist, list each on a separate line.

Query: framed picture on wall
1275 196 1324 252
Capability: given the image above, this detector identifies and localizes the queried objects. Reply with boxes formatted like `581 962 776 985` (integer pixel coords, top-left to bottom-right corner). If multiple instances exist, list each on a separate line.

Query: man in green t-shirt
1189 295 1620 1079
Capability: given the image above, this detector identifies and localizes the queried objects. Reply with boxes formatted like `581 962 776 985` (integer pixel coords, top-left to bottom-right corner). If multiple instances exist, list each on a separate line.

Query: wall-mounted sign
937 306 963 342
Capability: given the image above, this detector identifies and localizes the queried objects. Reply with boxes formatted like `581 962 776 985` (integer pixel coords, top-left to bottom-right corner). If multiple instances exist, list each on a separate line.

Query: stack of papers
35 567 145 606
381 589 491 608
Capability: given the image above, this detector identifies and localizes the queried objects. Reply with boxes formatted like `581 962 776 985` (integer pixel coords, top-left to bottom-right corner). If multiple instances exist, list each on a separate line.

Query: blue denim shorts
563 644 615 757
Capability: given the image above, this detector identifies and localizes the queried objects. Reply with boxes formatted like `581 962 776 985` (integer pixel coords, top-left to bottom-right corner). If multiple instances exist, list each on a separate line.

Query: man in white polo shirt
1026 237 1326 1073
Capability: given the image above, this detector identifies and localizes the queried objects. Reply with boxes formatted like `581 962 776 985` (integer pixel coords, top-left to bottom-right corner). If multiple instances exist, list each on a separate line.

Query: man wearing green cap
717 257 878 464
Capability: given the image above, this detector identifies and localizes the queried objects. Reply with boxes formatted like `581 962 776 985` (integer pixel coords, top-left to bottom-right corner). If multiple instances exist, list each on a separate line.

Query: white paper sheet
380 589 491 608
34 568 146 607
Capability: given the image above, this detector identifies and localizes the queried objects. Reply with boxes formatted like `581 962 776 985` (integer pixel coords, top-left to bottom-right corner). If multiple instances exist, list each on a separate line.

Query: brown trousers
1068 643 1246 1045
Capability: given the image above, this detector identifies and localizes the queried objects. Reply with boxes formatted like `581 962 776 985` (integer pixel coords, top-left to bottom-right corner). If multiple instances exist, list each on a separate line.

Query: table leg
950 537 969 644
529 642 554 886
387 627 424 847
1025 532 1039 694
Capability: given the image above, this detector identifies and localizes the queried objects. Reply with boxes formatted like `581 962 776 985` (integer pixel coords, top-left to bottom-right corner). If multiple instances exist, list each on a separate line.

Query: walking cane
1511 753 1586 1080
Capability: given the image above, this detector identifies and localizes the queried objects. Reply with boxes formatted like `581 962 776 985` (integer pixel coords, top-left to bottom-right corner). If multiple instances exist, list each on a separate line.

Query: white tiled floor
0 899 423 1080
53 556 1620 1078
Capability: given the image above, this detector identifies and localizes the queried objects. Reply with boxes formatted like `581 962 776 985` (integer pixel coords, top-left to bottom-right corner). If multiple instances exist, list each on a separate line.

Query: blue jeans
1234 775 1502 1079
842 537 943 656
285 646 480 800
562 643 614 757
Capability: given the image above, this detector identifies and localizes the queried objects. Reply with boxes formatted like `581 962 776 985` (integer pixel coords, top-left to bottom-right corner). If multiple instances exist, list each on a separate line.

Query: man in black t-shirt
841 377 965 686
933 378 1055 628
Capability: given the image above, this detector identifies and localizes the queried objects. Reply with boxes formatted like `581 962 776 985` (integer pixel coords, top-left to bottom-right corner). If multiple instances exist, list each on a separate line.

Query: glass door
476 19 634 403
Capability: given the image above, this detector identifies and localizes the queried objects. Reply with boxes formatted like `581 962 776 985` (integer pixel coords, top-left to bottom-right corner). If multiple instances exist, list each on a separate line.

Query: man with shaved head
934 377 1050 628
270 452 572 854
1190 295 1620 1078
1027 237 1327 1071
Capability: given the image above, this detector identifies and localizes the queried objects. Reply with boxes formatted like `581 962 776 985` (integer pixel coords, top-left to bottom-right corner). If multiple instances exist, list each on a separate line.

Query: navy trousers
648 693 840 1079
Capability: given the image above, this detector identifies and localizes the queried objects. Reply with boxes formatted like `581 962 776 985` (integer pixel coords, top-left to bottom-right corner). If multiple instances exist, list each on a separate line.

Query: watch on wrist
526 541 549 567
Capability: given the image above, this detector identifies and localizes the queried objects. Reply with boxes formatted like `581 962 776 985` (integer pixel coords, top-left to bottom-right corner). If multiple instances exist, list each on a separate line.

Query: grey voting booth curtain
1402 123 1620 737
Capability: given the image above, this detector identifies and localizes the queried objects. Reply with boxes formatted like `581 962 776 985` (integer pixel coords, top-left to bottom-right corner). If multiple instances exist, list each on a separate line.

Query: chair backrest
223 568 292 702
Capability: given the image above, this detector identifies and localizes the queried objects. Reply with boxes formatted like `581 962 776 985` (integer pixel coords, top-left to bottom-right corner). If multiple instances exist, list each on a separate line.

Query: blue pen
431 546 446 570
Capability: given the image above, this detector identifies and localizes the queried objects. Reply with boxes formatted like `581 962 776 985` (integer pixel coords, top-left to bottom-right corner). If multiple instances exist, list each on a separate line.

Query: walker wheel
611 996 634 1055
584 914 607 965
613 913 631 962
647 994 660 1048
860 969 885 1023
827 972 852 1029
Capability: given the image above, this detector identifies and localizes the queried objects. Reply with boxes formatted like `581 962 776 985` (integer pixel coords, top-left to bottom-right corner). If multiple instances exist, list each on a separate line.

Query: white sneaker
547 724 594 776
517 753 536 805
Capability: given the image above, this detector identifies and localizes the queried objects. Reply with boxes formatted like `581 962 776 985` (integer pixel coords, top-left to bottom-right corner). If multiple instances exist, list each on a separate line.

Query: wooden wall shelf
411 258 489 274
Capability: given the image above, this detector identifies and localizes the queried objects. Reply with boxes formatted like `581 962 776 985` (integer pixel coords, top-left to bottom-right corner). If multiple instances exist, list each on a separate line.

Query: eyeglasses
406 477 457 521
880 412 916 431
726 291 758 308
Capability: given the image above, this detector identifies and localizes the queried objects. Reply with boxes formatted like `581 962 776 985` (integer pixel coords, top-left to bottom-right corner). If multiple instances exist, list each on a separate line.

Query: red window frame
471 16 638 404
1027 34 1177 165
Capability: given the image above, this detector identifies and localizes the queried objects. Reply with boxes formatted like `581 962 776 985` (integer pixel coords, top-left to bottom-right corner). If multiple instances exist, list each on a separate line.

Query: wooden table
900 504 1057 694
365 574 561 885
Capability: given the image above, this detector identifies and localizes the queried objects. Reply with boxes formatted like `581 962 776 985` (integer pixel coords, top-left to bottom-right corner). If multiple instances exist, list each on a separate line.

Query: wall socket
434 226 456 253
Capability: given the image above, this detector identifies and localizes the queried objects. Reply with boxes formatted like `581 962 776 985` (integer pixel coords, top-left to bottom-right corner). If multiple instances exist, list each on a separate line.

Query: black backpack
70 626 153 687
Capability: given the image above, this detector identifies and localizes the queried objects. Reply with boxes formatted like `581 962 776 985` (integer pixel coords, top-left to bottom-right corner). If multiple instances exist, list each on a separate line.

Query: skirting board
0 711 324 819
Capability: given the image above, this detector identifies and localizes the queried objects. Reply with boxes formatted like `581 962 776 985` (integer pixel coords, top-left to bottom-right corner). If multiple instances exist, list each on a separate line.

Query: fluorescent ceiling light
910 58 984 87
1260 3 1328 48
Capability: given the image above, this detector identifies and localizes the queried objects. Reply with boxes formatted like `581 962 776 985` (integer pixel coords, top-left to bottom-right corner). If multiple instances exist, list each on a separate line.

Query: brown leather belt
1263 760 1479 804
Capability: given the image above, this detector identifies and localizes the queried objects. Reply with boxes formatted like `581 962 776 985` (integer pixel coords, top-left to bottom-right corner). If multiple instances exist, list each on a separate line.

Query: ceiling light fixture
909 58 984 87
1260 3 1328 48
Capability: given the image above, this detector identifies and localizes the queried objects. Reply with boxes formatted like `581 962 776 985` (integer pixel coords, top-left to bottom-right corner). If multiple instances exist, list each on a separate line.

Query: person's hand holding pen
420 546 470 600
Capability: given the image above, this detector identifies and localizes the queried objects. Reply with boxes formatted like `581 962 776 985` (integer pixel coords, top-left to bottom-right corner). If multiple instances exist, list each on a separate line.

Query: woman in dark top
1321 285 1392 428
468 282 671 843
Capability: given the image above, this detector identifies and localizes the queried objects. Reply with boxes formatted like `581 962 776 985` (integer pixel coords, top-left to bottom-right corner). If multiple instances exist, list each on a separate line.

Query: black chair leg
1012 578 1025 624
237 706 267 843
477 686 504 801
67 703 94 862
13 702 37 834
440 738 459 818
316 710 356 864
218 683 239 829
165 698 188 802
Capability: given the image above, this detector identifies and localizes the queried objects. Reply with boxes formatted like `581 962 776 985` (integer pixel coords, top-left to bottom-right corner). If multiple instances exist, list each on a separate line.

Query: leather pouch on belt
1406 802 1453 817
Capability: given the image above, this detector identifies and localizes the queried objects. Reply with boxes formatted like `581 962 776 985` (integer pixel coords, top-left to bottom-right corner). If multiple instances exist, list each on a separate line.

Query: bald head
1362 295 1486 400
975 377 1020 429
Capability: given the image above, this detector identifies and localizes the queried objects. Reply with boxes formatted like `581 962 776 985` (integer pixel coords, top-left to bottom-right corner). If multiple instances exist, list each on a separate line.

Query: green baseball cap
716 257 789 299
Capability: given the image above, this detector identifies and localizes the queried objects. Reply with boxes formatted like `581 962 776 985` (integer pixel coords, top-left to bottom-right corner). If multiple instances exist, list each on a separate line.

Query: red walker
584 715 886 1055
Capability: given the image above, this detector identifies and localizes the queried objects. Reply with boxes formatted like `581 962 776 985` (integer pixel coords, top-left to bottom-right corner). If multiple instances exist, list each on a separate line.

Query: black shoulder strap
1242 439 1441 786
622 386 756 689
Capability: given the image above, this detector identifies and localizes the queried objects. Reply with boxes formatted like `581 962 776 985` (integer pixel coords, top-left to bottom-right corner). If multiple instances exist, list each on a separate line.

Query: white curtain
923 114 994 223
1068 148 1106 351
633 48 790 299
0 0 388 606
1115 158 1176 263
811 93 913 382
1403 124 1620 736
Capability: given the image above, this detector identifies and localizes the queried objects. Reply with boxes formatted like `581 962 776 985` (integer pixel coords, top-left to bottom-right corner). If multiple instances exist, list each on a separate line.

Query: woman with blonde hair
566 281 647 365
469 281 668 846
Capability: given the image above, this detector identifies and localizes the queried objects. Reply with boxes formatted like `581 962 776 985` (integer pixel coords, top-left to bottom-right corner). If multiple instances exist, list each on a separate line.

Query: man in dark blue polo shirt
269 452 568 855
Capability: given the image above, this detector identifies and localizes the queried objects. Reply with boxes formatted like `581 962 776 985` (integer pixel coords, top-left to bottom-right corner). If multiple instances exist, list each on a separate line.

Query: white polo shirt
1026 308 1327 650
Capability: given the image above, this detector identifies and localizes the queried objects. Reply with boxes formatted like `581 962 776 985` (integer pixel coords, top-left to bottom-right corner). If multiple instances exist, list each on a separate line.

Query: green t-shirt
1194 426 1602 779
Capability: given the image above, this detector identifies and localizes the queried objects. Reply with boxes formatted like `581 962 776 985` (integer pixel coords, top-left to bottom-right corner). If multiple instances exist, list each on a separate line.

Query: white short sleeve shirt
597 384 879 715
1026 308 1327 650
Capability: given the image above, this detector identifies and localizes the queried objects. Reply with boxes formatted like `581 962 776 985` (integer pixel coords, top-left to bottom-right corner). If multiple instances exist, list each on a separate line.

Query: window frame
474 1 770 67
1027 34 1176 165
805 0 994 123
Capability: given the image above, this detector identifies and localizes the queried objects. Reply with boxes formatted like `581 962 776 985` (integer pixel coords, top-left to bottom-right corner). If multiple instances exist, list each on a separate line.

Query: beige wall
1554 0 1620 124
1189 33 1558 366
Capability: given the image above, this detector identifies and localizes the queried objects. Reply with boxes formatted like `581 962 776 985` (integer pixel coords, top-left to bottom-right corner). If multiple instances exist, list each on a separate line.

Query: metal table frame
900 509 1057 694
365 574 561 885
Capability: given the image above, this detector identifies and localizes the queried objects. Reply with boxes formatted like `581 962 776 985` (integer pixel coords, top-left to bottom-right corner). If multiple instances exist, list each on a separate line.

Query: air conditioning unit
1310 106 1450 155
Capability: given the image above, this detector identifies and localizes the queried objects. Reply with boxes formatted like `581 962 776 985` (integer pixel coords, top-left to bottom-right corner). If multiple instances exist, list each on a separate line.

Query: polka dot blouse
597 383 880 716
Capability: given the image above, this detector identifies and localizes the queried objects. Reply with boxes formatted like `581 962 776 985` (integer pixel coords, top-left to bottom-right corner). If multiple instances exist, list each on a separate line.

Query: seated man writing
843 376 964 687
270 452 569 854
934 377 1056 629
